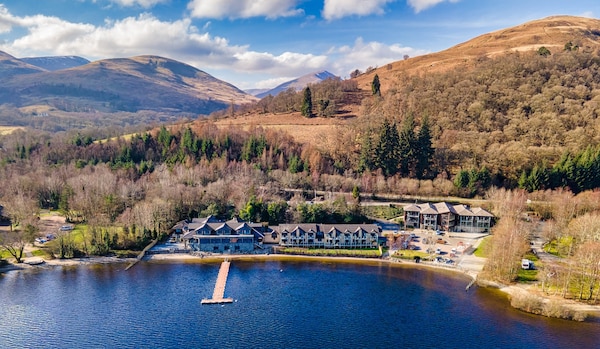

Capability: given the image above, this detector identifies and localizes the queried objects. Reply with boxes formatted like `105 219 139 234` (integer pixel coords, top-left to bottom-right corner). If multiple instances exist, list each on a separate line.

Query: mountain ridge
0 53 257 114
255 71 337 98
21 56 90 71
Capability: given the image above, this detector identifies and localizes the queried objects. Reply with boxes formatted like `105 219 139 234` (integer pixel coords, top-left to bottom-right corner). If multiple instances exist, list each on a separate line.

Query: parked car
435 248 441 254
436 238 446 244
59 225 74 231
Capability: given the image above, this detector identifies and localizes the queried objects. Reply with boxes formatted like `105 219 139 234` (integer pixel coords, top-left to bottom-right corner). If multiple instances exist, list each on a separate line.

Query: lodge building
173 217 383 252
403 202 494 233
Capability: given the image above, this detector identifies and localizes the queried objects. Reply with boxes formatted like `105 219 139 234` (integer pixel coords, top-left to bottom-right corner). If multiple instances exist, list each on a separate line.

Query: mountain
21 56 90 71
355 15 600 91
0 53 257 114
244 88 270 96
0 51 46 78
255 71 337 99
214 15 600 147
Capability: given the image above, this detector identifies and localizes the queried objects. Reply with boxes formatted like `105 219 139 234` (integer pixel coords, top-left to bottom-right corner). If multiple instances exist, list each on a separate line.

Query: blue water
1 260 599 349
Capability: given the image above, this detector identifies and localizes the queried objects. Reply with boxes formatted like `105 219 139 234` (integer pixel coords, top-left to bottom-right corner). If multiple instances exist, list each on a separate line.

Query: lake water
1 260 599 349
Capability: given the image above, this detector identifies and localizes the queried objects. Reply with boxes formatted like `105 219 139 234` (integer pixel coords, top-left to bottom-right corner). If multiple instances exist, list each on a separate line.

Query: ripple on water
0 261 599 349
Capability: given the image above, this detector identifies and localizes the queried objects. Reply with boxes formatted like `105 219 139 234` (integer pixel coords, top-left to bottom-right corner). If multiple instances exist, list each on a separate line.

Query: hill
21 55 90 71
355 15 600 91
0 53 257 114
255 71 337 98
210 15 600 181
0 51 46 78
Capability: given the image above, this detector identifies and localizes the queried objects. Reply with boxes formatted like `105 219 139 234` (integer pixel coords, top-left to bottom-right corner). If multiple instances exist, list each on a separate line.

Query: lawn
362 205 403 220
516 268 539 282
392 250 429 260
281 247 382 258
473 236 491 258
544 236 575 257
1 250 14 260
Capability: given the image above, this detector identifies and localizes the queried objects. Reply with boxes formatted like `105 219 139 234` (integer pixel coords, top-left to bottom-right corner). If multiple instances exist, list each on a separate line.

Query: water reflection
0 261 598 349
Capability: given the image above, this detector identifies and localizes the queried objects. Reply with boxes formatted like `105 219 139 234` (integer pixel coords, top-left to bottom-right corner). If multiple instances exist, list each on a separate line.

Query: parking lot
387 229 487 265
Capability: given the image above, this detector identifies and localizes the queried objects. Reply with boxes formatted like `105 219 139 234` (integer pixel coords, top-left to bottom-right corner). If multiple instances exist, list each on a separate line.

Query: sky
0 1 598 90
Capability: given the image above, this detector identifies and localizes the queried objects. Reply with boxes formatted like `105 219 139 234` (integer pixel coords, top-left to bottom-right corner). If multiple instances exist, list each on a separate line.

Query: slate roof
405 202 493 217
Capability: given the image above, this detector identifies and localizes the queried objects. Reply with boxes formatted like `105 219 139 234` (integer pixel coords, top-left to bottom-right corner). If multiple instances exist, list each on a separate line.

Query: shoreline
3 252 600 320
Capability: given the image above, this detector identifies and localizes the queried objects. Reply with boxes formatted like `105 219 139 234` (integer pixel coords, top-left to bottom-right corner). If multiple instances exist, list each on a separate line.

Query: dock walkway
201 260 234 304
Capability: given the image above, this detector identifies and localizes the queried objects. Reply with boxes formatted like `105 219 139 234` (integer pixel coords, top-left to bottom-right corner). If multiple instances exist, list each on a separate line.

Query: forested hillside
339 48 600 191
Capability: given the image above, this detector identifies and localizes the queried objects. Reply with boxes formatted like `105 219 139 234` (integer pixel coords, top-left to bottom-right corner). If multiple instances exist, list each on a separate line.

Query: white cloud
329 37 428 77
187 0 303 19
110 0 169 8
322 0 395 20
254 76 294 89
0 5 21 33
0 7 325 86
580 11 594 18
407 0 460 14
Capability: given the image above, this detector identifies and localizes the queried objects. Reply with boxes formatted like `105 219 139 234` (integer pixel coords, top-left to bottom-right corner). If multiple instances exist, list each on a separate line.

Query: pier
201 260 234 304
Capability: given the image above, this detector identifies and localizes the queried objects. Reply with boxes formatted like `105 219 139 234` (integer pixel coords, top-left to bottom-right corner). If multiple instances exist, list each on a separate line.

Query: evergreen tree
454 170 470 188
517 170 529 191
288 155 304 173
301 87 313 117
415 116 434 179
374 119 400 177
357 132 375 173
398 114 416 176
371 74 381 96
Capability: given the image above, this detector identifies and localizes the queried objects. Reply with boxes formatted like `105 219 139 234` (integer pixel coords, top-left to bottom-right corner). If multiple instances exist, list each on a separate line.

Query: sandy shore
0 256 135 272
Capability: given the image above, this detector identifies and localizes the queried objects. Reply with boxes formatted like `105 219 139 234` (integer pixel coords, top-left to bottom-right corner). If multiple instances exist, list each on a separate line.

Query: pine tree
301 87 313 117
398 114 416 176
374 119 400 177
518 170 529 191
415 116 434 179
371 74 381 96
358 132 375 172
454 170 470 188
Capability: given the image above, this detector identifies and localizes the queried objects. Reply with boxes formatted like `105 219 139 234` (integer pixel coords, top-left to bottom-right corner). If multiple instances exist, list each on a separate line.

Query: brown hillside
355 15 600 92
215 16 600 147
1 53 257 114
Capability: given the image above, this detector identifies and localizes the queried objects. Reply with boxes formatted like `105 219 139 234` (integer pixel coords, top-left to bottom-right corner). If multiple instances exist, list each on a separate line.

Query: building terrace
172 216 383 252
403 202 494 233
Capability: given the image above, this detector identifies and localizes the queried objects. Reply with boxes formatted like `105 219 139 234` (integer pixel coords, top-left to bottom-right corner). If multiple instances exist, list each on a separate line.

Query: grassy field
473 236 491 258
0 126 24 135
280 247 382 258
543 236 575 257
392 250 429 260
0 250 14 260
362 205 403 220
516 252 540 282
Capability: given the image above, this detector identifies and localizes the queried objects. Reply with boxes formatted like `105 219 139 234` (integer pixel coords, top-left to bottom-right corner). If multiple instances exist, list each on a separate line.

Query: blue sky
0 0 598 89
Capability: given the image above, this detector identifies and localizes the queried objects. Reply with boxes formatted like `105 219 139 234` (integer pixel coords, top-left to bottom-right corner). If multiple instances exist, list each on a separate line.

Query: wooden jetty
201 260 234 304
